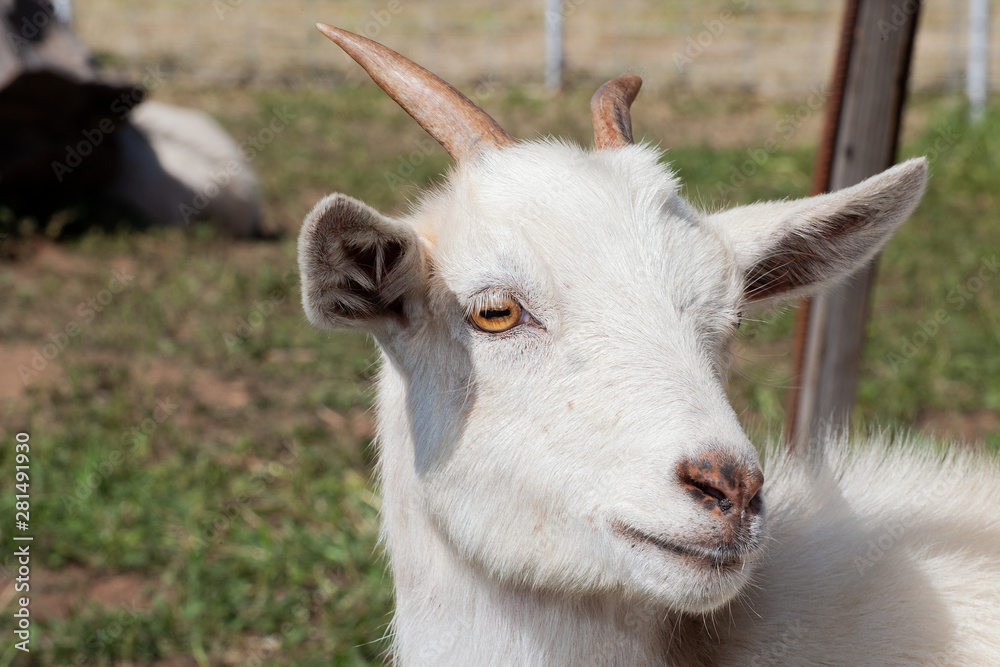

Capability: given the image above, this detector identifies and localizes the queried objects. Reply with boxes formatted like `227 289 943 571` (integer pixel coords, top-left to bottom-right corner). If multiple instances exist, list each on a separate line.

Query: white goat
298 25 1000 666
108 101 262 237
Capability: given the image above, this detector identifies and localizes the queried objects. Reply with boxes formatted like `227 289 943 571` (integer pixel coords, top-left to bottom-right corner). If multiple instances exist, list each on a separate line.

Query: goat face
299 141 926 613
298 26 927 615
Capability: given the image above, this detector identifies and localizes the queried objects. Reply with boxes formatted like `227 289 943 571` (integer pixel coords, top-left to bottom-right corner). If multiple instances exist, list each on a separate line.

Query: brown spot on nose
677 453 764 517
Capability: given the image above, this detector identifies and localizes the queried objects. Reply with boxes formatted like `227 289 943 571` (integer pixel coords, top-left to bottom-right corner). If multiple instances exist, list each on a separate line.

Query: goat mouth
612 523 750 571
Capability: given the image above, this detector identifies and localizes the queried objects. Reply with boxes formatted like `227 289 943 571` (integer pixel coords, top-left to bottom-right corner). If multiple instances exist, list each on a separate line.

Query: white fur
297 139 1000 665
107 101 261 237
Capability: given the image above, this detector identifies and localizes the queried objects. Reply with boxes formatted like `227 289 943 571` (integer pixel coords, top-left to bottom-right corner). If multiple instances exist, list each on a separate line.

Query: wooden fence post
785 0 922 451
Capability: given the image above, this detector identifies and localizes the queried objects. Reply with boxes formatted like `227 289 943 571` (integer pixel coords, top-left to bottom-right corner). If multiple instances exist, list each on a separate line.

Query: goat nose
677 453 764 516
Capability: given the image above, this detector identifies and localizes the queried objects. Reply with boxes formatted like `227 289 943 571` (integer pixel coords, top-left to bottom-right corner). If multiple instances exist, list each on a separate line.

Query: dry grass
74 0 998 95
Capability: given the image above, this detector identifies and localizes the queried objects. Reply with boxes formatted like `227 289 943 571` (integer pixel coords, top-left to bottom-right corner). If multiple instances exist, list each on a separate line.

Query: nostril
679 468 734 512
677 453 764 516
689 478 728 504
684 475 734 512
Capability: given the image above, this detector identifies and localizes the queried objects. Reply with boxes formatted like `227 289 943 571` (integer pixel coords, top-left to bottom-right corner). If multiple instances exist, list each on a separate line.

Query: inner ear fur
298 193 424 333
708 158 928 306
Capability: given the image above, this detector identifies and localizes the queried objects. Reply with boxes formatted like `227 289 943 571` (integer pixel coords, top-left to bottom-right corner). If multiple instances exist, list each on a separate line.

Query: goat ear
298 193 424 335
706 158 928 306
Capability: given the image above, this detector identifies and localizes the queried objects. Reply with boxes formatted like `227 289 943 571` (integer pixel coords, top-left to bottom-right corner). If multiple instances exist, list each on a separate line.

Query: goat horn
316 23 514 162
591 74 642 150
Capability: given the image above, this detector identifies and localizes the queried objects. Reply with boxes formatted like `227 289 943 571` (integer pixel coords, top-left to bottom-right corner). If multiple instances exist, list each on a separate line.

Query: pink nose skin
677 453 764 517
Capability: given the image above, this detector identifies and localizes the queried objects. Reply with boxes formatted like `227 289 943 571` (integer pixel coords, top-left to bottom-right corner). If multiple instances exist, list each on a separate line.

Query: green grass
0 84 997 665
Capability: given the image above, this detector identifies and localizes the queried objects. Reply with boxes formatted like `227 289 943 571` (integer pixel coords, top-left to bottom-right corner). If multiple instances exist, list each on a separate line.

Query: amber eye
469 296 523 333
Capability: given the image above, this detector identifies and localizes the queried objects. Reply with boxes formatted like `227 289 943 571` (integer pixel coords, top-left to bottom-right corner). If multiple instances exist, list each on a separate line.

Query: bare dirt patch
0 566 154 622
0 343 66 404
192 372 251 410
4 240 89 290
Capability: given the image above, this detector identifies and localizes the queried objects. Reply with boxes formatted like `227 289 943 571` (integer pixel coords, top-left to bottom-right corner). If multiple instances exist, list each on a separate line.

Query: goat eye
470 296 523 333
